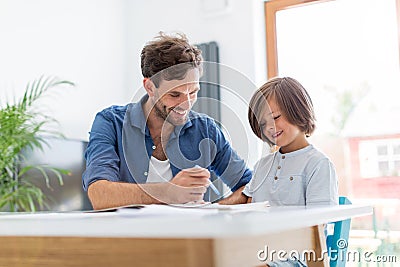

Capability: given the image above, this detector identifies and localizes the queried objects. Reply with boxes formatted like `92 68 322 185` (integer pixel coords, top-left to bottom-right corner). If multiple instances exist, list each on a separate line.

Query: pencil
194 165 221 196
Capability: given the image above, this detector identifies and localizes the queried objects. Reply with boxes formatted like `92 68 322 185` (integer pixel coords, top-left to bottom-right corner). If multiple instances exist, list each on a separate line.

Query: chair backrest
326 196 352 267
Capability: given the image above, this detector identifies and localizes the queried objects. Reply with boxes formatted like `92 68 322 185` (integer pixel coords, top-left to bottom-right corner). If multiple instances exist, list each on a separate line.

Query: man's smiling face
151 68 200 125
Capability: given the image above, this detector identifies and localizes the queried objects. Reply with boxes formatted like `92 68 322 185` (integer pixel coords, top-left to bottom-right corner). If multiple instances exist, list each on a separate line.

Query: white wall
0 0 266 166
0 0 129 140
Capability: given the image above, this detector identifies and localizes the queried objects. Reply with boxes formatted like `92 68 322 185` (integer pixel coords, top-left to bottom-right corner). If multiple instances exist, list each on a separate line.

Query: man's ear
143 78 156 97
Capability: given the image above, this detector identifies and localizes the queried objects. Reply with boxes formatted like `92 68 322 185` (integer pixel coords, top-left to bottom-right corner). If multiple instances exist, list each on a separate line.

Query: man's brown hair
248 77 316 146
141 32 203 87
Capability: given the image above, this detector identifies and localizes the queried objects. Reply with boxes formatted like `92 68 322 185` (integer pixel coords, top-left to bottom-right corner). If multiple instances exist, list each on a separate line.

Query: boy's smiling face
261 97 308 153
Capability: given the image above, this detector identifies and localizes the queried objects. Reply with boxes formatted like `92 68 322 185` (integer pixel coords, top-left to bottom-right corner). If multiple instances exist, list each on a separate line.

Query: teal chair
326 196 352 267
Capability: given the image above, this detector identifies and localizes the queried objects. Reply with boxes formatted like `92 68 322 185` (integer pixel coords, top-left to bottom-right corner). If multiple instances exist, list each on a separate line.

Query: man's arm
217 185 249 205
207 118 252 193
88 180 161 209
88 167 211 210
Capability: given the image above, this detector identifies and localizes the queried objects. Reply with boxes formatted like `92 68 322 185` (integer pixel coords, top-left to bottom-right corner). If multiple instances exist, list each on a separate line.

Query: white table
0 205 372 267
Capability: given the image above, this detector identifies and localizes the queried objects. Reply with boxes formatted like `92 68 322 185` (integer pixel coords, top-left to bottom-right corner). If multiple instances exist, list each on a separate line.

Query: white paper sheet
116 201 270 216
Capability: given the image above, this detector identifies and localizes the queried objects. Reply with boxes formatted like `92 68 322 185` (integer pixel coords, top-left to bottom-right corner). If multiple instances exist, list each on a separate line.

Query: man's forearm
217 185 248 205
88 180 167 210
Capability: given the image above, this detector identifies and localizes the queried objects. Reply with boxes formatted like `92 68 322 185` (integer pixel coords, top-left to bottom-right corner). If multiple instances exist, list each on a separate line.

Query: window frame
264 0 400 78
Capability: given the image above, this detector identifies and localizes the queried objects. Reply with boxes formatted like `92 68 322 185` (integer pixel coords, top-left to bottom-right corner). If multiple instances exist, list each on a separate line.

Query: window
265 0 400 263
359 139 400 177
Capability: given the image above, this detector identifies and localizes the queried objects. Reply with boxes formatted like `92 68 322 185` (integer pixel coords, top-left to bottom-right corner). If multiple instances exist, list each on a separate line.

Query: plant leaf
0 75 74 212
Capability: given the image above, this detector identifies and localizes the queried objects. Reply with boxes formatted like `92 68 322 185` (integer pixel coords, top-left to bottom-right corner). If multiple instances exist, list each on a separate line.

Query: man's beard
153 100 188 126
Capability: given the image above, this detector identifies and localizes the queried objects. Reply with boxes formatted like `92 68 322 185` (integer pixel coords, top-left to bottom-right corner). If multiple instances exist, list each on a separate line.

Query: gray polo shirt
243 145 338 206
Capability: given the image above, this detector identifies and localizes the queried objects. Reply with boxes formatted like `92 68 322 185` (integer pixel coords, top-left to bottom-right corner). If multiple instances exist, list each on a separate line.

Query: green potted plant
0 76 74 212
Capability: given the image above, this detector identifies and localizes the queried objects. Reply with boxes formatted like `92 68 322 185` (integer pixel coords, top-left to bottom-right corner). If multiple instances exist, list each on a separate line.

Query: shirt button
282 155 285 159
152 145 156 149
144 172 148 176
277 166 281 169
290 176 293 181
274 176 278 180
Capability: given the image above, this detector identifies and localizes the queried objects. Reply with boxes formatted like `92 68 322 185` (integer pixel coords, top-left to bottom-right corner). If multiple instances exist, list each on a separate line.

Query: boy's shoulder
305 145 331 162
303 145 336 174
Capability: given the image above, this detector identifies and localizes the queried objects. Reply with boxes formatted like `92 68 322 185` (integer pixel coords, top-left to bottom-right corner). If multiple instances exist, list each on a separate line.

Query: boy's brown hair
248 77 316 146
140 32 203 87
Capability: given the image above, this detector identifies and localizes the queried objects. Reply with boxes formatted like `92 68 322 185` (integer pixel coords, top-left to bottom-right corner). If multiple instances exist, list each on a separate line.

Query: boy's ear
143 78 156 97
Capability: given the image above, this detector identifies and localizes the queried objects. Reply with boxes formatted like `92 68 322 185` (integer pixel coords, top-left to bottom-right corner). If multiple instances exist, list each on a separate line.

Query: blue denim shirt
83 96 252 193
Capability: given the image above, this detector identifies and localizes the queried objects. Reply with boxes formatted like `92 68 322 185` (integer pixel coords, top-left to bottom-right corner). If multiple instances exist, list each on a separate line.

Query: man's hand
88 167 211 209
165 166 210 204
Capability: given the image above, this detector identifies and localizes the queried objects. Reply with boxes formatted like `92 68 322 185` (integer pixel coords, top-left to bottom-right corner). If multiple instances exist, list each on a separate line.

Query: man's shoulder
188 110 217 126
100 104 129 114
97 104 130 119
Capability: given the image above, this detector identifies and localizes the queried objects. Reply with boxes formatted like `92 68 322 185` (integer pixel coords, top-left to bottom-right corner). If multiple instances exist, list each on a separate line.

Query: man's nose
178 93 192 110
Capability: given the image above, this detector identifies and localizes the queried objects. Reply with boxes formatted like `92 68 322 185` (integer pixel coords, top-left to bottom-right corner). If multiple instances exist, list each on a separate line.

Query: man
83 32 251 210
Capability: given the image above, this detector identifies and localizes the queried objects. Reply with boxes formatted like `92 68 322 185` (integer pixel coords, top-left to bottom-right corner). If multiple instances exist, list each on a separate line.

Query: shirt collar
277 144 313 158
171 111 194 139
129 95 148 135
